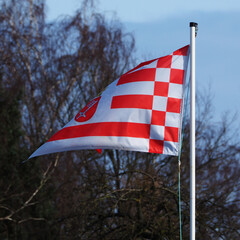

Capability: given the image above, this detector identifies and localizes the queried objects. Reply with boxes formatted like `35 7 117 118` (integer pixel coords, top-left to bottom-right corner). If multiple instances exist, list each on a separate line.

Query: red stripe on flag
117 68 156 85
48 122 151 142
111 95 153 109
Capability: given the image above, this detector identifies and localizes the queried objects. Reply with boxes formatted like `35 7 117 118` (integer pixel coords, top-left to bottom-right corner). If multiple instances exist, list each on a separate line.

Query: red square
167 98 181 113
157 55 172 68
151 110 166 126
170 69 184 84
149 139 164 153
173 45 189 56
164 127 179 142
154 82 169 97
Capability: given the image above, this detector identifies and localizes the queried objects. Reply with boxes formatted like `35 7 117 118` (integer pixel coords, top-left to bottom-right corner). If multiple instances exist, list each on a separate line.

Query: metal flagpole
190 22 198 240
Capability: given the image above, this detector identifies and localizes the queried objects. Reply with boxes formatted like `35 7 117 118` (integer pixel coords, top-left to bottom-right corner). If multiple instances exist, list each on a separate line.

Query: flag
29 45 189 158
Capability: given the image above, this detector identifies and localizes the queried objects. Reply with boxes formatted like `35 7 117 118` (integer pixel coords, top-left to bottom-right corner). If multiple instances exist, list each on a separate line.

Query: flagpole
189 22 198 240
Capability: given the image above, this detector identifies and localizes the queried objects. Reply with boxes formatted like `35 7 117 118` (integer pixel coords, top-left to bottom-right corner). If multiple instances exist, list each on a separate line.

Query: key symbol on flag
76 99 98 118
74 96 101 122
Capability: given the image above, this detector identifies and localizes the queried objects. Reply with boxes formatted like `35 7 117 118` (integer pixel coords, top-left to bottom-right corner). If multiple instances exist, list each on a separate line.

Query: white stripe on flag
29 136 150 158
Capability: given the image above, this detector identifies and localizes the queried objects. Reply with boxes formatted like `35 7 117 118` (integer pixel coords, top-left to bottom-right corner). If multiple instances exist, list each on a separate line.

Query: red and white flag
29 45 189 158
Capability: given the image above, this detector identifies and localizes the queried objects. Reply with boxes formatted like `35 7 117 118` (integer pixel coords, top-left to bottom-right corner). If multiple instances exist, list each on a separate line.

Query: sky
46 0 240 123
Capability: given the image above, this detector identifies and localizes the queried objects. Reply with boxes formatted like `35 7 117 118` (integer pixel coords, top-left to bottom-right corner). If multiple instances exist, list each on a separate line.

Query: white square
171 55 188 70
165 112 180 127
155 68 170 82
150 125 164 140
145 59 158 69
168 83 183 99
163 141 179 155
152 96 167 111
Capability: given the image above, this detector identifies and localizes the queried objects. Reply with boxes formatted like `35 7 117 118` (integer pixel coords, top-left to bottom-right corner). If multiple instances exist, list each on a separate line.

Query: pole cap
190 22 198 27
190 22 198 37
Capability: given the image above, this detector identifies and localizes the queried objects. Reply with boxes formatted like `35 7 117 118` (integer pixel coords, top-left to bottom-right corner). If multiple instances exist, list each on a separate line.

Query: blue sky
46 0 240 122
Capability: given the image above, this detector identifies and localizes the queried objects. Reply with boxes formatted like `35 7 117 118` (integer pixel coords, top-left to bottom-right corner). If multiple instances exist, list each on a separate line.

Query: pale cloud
98 0 240 22
47 0 240 22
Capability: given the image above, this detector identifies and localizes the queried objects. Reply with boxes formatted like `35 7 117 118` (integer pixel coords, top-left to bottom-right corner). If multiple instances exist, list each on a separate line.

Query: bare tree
0 0 135 238
1 0 239 239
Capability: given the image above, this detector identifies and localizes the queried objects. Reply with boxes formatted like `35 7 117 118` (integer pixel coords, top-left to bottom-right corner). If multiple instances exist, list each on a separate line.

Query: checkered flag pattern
29 45 189 158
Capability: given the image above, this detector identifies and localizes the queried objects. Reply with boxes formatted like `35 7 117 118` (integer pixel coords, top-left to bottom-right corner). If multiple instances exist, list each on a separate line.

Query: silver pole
190 21 198 240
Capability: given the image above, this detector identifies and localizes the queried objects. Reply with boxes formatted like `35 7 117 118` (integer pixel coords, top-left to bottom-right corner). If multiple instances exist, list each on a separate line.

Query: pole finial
189 22 198 37
189 22 198 27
